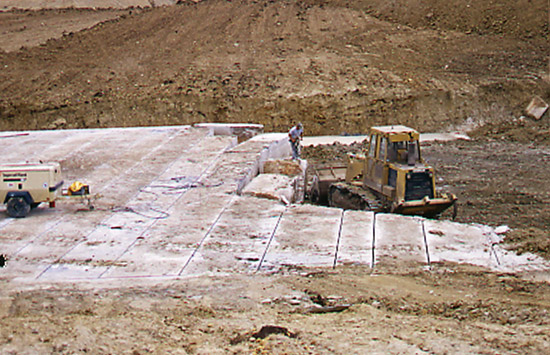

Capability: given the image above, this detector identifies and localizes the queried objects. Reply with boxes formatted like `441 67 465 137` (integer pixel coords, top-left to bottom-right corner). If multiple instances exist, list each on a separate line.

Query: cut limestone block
194 123 264 139
525 96 549 120
104 191 235 278
374 213 427 270
183 196 285 276
241 173 296 204
492 245 550 275
260 204 342 270
336 210 374 267
262 159 304 176
423 219 494 268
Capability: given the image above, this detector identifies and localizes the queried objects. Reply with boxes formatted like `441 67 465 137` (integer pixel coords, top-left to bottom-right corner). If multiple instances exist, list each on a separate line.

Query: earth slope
0 0 548 135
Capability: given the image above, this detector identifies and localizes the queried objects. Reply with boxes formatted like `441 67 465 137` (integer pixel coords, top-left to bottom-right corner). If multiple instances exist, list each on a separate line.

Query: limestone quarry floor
0 126 547 287
1 126 550 354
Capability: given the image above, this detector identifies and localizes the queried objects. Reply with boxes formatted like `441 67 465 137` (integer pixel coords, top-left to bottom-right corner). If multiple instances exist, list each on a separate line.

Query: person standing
288 123 303 159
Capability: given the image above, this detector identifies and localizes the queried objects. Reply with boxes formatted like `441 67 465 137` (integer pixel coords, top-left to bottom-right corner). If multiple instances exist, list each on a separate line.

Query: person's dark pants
290 139 300 159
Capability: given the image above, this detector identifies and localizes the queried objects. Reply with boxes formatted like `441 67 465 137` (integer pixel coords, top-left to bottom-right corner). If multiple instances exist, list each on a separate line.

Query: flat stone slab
0 127 234 281
425 220 550 274
106 191 235 279
336 210 374 267
302 133 469 147
374 213 427 268
423 219 494 268
0 126 547 285
194 123 264 136
493 245 550 275
184 196 285 275
260 204 343 270
241 173 295 203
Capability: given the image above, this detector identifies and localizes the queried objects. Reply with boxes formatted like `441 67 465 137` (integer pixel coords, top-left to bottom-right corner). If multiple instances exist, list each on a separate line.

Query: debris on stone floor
230 325 297 345
262 159 304 176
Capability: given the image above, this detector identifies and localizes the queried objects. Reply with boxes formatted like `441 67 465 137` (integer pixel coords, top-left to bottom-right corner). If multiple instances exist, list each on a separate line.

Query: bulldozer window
387 143 396 161
407 141 419 164
379 138 388 160
387 141 406 162
368 134 377 157
388 168 397 187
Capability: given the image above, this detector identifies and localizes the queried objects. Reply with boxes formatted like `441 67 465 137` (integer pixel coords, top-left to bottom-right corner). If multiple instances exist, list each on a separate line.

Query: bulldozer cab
345 126 422 183
349 125 444 210
367 125 421 165
362 126 424 189
387 140 418 165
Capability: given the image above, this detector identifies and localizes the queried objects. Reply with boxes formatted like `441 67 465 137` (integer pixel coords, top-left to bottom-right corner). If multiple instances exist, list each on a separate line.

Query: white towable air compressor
0 162 64 217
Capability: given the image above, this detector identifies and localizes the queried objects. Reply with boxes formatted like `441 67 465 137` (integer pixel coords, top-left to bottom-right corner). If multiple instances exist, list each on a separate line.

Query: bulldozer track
328 183 384 212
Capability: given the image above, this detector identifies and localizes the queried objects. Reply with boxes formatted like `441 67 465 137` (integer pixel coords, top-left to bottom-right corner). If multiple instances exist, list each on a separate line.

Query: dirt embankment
0 8 128 52
0 0 548 135
352 0 548 40
0 0 166 11
1 265 549 354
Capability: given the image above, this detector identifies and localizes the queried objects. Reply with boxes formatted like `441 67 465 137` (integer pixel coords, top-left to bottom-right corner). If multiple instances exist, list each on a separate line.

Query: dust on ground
1 264 549 354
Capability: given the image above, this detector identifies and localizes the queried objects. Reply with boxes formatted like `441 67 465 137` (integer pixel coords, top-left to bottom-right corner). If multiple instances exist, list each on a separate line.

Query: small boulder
525 96 549 120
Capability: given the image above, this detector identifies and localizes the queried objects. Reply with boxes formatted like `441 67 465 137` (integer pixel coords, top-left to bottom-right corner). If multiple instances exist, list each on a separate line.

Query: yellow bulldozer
309 125 457 218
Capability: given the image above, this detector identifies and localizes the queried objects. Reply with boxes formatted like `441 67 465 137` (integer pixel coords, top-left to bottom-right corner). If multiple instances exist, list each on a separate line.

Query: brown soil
1 1 549 353
0 9 128 53
425 139 550 261
0 0 548 135
0 1 161 11
1 264 549 354
303 140 367 166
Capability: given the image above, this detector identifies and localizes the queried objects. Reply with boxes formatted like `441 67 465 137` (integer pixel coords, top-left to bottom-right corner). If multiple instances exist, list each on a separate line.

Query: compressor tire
6 197 31 218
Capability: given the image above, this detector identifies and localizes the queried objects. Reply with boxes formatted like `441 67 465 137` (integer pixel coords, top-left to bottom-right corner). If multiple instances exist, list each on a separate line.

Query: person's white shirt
289 125 303 141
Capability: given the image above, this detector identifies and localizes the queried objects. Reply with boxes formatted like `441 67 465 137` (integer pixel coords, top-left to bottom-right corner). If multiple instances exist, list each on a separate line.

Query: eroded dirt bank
0 0 548 134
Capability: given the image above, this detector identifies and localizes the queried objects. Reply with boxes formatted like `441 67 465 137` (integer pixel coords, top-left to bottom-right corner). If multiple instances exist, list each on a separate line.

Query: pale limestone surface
261 204 343 270
375 213 427 267
0 126 547 286
336 210 374 267
241 173 295 203
302 132 470 147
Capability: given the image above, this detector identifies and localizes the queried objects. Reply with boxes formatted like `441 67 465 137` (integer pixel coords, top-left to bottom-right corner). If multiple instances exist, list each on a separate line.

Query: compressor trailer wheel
6 197 31 218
